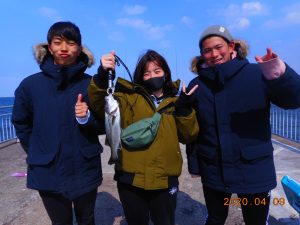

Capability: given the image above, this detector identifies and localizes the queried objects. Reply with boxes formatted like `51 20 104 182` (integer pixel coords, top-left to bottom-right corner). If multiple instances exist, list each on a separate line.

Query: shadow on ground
92 190 208 225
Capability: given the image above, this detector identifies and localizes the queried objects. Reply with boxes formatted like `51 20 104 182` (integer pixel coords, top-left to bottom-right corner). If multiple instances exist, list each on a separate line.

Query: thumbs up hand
75 93 88 118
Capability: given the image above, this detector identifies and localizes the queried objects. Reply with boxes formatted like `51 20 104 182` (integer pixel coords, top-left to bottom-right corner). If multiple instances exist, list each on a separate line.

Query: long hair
133 50 173 94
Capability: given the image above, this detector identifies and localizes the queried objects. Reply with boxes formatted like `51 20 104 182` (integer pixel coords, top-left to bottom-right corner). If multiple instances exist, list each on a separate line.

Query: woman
88 49 199 225
12 21 104 225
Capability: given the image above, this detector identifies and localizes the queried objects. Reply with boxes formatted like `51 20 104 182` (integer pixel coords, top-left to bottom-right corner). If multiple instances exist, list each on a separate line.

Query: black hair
200 35 230 52
47 21 81 46
133 50 173 94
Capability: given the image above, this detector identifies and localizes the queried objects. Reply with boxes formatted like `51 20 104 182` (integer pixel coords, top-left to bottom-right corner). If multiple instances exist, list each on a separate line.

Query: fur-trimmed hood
33 43 95 68
190 39 249 74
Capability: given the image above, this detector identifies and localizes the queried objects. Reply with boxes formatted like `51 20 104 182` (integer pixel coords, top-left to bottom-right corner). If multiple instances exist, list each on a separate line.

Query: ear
229 42 235 53
48 45 53 55
78 46 83 56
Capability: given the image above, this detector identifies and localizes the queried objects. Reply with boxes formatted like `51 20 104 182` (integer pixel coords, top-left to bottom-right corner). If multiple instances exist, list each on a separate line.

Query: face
201 36 235 67
48 36 82 66
143 61 164 81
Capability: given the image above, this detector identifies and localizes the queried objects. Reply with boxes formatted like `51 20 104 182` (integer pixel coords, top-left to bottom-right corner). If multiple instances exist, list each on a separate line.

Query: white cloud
38 7 62 21
264 2 300 28
286 12 300 22
123 5 146 15
283 3 300 24
116 18 150 30
235 18 250 29
147 25 172 39
220 2 266 30
116 18 172 40
242 2 264 15
181 16 194 28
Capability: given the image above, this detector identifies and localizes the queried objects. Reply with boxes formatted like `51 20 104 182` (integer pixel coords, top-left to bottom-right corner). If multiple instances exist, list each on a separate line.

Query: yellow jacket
88 77 199 190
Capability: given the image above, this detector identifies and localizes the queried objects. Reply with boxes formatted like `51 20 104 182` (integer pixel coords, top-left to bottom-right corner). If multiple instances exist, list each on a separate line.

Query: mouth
59 54 70 58
210 58 223 65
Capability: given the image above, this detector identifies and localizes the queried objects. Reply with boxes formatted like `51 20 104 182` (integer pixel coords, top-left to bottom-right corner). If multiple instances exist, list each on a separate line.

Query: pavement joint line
274 147 285 155
272 139 300 154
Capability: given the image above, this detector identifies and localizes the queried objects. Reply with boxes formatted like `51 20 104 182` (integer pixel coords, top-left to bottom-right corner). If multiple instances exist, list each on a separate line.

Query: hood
190 39 249 74
33 43 94 68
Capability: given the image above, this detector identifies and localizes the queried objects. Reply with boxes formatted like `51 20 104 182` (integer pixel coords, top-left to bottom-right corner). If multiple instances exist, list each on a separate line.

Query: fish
105 94 121 164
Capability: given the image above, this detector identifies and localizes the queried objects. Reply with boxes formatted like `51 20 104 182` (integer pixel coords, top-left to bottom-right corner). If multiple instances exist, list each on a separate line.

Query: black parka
187 57 300 194
12 44 104 200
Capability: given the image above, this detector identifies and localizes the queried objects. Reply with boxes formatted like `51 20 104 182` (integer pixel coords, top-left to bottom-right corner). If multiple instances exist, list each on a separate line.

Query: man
187 25 300 225
12 21 104 225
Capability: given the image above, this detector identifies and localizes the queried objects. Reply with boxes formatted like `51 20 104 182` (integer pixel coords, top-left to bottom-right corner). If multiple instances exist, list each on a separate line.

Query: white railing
270 105 300 143
0 105 299 144
0 106 16 143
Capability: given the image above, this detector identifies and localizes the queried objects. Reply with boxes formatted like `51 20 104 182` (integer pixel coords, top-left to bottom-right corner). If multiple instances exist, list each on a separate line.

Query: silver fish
105 94 121 164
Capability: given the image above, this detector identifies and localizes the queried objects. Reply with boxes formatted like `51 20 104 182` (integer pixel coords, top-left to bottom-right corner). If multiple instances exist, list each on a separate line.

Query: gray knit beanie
199 25 233 49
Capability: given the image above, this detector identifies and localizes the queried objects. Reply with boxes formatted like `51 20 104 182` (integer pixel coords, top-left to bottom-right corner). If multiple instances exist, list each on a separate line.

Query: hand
175 82 198 110
181 82 198 95
101 50 116 71
75 94 88 118
255 47 277 63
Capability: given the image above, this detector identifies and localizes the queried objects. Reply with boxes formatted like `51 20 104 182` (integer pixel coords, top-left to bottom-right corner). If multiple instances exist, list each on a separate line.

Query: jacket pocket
27 153 56 166
80 145 102 159
241 142 273 160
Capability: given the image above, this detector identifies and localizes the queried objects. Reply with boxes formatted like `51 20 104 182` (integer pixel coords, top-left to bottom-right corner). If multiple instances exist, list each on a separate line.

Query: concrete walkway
0 136 299 225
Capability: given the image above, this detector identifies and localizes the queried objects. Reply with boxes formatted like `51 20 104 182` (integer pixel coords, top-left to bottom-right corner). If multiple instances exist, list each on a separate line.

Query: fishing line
114 55 133 83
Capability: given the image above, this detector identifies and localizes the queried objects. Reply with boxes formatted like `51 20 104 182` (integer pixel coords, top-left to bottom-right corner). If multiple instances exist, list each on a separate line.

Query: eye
154 69 162 74
215 45 223 50
53 41 61 45
202 48 212 54
67 41 76 46
52 37 62 45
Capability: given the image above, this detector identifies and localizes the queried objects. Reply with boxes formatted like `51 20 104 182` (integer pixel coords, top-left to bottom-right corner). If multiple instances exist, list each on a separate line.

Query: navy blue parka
12 44 104 200
187 55 300 194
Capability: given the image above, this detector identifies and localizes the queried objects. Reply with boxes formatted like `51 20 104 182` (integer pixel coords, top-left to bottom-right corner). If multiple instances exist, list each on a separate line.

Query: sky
1 0 300 97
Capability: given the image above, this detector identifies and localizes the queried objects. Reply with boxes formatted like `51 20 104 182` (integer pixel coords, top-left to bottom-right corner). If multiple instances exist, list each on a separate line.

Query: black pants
203 186 270 225
39 189 97 225
117 182 178 225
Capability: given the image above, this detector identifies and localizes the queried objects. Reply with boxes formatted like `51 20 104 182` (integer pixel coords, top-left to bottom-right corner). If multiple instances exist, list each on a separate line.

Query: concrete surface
0 135 299 225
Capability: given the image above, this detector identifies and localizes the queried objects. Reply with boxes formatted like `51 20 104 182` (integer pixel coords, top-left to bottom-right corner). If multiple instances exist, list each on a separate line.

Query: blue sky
1 0 300 97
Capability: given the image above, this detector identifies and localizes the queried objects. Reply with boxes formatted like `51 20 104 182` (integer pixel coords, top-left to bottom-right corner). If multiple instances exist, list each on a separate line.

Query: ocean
0 97 15 142
0 97 14 114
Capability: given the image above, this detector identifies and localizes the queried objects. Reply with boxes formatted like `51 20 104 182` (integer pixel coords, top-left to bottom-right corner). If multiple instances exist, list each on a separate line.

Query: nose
60 42 68 51
148 71 156 78
210 48 218 57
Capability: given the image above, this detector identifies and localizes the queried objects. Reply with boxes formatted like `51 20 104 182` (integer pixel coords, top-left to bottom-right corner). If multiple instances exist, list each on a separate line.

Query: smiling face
48 36 82 66
201 36 235 67
143 61 164 81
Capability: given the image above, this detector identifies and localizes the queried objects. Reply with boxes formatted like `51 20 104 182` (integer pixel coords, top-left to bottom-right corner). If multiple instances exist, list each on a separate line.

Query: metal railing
0 105 16 143
270 105 300 143
0 105 299 144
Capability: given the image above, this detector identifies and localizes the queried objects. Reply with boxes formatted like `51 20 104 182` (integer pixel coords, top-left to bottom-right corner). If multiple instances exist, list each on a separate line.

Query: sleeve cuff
258 56 286 80
76 110 90 125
